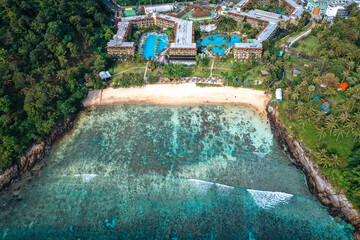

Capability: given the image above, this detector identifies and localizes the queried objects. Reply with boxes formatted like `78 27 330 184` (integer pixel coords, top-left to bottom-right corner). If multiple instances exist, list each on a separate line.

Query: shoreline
83 84 270 113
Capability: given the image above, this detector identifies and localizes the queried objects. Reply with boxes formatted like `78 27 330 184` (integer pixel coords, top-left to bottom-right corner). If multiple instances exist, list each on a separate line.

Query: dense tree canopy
263 7 360 208
0 0 113 172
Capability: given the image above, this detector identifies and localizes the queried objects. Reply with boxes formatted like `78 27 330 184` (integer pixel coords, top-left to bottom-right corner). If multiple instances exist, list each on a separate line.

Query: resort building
107 13 196 64
306 0 328 15
155 14 179 28
221 9 287 59
169 20 197 64
144 4 174 14
121 15 155 28
234 0 304 23
224 10 280 41
306 0 359 18
234 40 263 59
324 0 360 20
107 1 304 61
107 22 135 56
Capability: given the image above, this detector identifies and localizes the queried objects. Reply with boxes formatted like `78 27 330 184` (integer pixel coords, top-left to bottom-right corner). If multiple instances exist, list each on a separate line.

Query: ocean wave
247 189 293 210
188 179 234 195
74 174 98 183
253 152 267 158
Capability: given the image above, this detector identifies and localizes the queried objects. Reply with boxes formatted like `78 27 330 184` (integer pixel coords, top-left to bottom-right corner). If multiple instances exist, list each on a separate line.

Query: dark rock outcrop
0 109 81 191
267 105 360 239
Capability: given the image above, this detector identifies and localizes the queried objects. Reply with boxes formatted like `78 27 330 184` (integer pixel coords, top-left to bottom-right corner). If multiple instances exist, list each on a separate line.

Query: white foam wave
253 152 267 158
189 179 213 193
247 189 292 210
188 179 234 195
74 174 98 183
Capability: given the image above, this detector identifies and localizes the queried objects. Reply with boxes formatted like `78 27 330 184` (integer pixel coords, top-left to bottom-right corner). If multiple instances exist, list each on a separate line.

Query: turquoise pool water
0 105 354 239
199 34 241 54
141 34 169 59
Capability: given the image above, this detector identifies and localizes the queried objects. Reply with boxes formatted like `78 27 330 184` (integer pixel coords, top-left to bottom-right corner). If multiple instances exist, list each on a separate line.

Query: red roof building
337 82 349 91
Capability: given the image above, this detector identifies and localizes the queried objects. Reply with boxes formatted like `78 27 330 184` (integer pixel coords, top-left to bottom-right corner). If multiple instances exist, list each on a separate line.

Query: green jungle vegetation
160 63 191 79
243 0 291 15
115 0 185 7
269 4 360 209
215 16 260 39
0 0 114 172
127 25 162 43
113 72 145 88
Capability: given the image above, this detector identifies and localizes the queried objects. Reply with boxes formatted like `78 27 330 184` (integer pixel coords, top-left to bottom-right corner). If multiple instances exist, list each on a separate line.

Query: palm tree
325 88 337 97
284 89 292 101
345 121 356 137
263 51 270 60
291 92 300 101
313 76 322 86
326 120 336 136
341 71 349 84
314 111 324 124
353 128 360 142
295 101 305 115
308 85 315 100
339 112 349 122
334 127 345 142
318 127 327 141
348 61 355 72
306 106 317 119
331 154 341 167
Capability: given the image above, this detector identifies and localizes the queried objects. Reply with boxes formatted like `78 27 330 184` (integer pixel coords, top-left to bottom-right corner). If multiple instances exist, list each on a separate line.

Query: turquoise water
142 34 169 59
199 34 241 54
0 105 354 239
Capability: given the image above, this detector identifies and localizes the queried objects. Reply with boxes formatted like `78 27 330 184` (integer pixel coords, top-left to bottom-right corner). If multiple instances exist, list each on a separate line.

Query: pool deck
138 32 169 59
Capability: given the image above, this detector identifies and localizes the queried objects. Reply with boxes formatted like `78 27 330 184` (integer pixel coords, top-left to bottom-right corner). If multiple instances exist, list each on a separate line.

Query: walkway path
144 61 149 83
287 54 315 63
209 58 215 77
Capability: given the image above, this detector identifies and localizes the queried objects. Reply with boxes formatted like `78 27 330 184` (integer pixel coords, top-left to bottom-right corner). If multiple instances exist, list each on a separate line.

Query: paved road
288 19 316 47
103 0 120 12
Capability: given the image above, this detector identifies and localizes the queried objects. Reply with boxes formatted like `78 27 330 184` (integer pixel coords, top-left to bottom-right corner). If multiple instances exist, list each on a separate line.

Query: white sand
82 84 270 113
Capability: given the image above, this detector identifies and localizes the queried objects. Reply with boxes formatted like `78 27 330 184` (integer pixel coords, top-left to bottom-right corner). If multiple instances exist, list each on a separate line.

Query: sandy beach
82 84 270 113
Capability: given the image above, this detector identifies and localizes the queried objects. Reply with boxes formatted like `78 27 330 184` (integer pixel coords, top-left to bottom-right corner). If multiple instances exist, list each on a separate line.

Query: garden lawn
190 67 211 78
294 36 319 56
110 61 147 75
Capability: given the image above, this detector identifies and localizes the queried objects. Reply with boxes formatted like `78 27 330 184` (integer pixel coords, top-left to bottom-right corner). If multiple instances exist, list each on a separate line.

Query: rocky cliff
0 110 80 192
267 105 360 239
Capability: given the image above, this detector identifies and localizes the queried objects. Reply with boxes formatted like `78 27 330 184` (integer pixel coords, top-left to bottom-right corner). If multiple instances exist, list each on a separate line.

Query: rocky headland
0 110 80 192
267 104 360 239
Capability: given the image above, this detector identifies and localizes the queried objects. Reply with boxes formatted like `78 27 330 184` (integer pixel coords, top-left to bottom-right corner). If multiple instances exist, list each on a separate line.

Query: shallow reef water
0 105 354 239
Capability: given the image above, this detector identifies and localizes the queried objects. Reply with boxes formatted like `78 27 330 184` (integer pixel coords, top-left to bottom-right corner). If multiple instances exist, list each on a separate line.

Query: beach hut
337 82 348 91
261 70 269 77
275 88 282 101
293 69 302 77
99 71 111 81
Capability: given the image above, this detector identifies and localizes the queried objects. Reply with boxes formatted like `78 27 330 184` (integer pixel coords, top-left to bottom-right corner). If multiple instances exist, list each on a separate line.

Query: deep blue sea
0 105 354 239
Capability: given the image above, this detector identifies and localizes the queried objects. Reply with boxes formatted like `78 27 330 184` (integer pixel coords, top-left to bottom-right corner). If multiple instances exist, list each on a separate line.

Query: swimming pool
199 34 241 54
141 34 169 59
